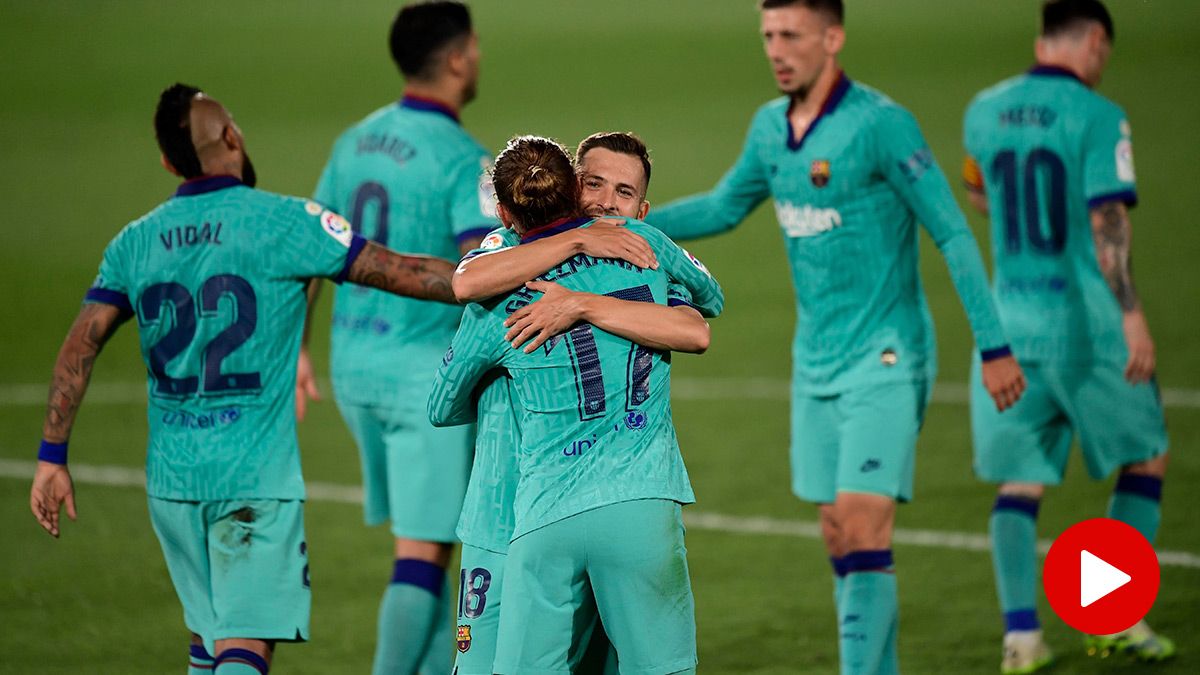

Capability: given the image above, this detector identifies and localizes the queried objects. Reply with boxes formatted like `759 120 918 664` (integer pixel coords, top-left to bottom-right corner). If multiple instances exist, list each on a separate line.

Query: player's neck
402 81 464 115
788 62 842 127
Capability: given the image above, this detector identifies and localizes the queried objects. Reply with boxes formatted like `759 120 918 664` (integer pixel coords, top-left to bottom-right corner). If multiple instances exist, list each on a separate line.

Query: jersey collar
1028 63 1086 86
786 70 852 152
520 216 593 243
174 175 244 197
400 92 460 124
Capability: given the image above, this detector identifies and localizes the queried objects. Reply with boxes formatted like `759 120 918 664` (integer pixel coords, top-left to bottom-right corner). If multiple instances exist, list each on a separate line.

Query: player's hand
504 281 586 353
31 461 77 538
295 347 321 422
981 354 1026 412
1122 311 1156 384
574 219 658 270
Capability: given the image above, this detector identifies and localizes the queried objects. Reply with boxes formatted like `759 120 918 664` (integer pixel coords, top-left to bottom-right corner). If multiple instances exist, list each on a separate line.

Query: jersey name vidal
314 97 500 403
84 178 364 500
964 66 1136 363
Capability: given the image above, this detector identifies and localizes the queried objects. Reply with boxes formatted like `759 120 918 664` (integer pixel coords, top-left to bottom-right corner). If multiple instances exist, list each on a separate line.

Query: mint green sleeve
1083 103 1137 209
269 200 367 284
447 150 502 246
428 303 504 427
645 112 770 242
628 222 724 318
877 106 1010 356
83 229 135 316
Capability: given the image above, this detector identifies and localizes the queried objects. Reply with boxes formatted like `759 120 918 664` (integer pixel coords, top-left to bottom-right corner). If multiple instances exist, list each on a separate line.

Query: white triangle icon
1081 550 1131 607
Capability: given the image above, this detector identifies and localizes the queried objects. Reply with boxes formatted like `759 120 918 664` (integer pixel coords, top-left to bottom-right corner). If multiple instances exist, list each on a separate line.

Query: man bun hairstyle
154 83 204 179
390 1 473 81
759 0 844 25
576 131 653 191
1042 0 1114 41
492 135 579 229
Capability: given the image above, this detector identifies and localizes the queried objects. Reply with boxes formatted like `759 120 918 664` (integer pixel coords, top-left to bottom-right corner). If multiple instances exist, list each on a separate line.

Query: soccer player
644 1 1027 672
443 132 722 675
430 135 721 675
28 84 459 675
301 3 496 672
962 1 1172 670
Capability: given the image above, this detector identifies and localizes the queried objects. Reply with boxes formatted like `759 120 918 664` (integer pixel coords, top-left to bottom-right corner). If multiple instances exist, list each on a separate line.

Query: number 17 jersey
964 65 1137 364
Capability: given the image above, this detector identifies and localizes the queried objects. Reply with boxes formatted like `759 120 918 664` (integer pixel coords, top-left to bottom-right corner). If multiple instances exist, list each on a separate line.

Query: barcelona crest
810 159 831 188
457 625 472 653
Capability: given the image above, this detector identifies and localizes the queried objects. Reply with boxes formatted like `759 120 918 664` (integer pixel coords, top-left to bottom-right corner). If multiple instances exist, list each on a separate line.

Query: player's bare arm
504 280 710 354
1091 200 1154 382
346 241 457 304
452 219 657 303
31 302 126 537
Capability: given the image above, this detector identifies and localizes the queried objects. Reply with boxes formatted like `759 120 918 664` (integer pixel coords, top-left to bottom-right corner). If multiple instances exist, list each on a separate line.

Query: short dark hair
1042 0 1113 41
492 135 579 229
576 132 652 192
154 83 203 179
389 1 473 81
759 0 844 25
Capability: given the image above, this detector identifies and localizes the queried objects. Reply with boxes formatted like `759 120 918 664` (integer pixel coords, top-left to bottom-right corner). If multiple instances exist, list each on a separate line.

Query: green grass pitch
1 1 1197 672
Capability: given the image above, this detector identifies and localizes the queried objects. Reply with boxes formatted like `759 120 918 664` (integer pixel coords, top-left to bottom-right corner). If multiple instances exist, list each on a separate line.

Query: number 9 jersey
84 176 366 501
964 65 1138 364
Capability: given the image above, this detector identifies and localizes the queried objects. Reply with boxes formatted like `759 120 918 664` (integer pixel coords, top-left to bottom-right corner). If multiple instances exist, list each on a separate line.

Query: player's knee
998 481 1044 500
1121 453 1168 478
393 537 453 566
818 505 843 556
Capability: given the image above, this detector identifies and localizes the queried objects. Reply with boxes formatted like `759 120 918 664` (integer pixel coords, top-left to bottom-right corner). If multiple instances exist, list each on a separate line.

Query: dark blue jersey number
992 148 1067 255
139 274 261 398
349 181 389 246
565 284 657 420
458 567 492 619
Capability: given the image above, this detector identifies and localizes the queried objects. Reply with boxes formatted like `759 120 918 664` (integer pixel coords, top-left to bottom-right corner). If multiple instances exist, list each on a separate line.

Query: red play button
1043 518 1160 634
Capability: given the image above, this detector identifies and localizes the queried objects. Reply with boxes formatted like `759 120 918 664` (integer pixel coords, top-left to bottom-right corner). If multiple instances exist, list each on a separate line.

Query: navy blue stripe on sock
842 549 893 573
1005 609 1040 632
391 558 445 595
1115 474 1163 502
829 556 848 578
993 495 1040 518
214 648 268 674
190 644 214 661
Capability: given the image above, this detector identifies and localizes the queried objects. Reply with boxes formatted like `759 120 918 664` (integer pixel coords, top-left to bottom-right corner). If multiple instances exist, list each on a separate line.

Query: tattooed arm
346 241 457 304
31 302 126 537
1091 200 1155 383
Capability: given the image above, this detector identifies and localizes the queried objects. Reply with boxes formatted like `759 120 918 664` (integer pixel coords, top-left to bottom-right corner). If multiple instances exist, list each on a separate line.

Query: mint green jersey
447 223 722 552
430 217 723 541
84 177 365 500
649 74 1010 394
314 96 499 404
964 66 1137 363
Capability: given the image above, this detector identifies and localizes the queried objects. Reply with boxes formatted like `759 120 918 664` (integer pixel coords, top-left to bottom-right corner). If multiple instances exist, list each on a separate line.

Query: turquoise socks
990 495 1041 633
1108 474 1163 544
834 550 898 675
373 558 446 675
213 648 268 674
188 644 215 674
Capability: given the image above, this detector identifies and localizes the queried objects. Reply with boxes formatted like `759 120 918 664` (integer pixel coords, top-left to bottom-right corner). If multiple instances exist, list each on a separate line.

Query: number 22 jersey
85 176 366 501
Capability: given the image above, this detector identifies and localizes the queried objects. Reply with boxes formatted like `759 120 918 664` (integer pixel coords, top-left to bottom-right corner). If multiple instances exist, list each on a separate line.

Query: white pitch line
3 458 1197 570
3 378 1200 409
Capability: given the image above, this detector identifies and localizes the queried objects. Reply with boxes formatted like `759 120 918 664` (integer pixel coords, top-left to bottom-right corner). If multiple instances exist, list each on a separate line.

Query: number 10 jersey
964 65 1138 364
85 177 365 500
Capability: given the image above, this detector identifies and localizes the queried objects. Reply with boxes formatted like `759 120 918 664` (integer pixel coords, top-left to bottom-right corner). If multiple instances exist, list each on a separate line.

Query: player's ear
221 124 241 152
496 203 515 230
160 154 182 177
825 24 845 55
637 201 650 220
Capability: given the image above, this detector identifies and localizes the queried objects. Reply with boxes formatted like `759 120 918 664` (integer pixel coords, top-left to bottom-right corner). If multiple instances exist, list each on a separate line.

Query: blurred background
1 1 1196 672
